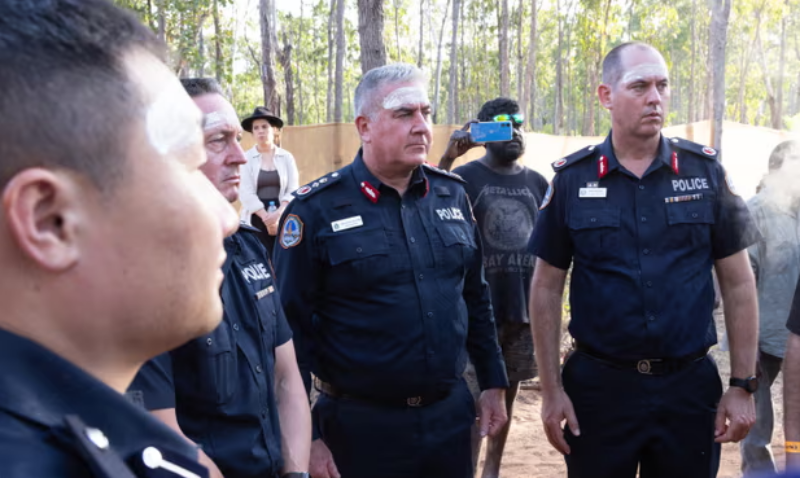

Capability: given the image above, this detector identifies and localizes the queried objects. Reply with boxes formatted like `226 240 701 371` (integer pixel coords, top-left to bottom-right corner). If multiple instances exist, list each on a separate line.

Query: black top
0 328 203 478
273 151 509 409
257 169 281 204
786 277 800 335
128 225 292 478
529 134 759 359
453 161 549 324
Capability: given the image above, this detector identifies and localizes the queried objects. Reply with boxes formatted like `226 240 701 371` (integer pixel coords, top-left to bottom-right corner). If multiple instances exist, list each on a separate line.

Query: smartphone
470 121 513 143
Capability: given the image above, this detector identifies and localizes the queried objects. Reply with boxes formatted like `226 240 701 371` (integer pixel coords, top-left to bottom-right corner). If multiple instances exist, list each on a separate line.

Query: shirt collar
350 149 430 199
598 132 674 177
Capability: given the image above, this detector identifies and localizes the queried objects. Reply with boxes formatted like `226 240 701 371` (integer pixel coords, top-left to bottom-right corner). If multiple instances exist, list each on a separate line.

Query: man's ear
2 168 84 271
597 84 613 110
355 114 372 144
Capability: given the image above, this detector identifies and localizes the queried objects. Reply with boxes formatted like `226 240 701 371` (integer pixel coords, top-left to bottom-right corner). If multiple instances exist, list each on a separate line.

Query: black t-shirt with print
454 160 549 324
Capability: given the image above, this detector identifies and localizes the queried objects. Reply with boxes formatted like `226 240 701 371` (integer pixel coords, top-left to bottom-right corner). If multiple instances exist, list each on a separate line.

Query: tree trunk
259 0 280 111
688 0 697 123
357 0 387 74
394 0 402 61
213 0 223 83
297 0 305 125
516 0 524 101
554 0 564 135
457 0 465 123
326 0 335 122
279 34 295 125
157 0 166 42
756 30 778 129
498 0 510 97
417 0 425 67
433 0 452 124
777 1 788 129
522 0 538 129
709 0 731 152
445 0 458 124
334 0 345 122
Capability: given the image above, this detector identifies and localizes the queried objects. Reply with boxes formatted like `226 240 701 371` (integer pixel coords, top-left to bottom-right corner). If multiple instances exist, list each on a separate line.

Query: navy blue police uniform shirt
273 151 508 404
453 161 549 325
528 134 759 360
128 225 292 478
0 328 206 478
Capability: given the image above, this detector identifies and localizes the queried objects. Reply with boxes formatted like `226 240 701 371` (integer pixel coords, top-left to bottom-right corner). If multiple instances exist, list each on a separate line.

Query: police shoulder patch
552 144 599 172
669 137 718 160
422 163 466 183
279 214 304 249
293 171 343 201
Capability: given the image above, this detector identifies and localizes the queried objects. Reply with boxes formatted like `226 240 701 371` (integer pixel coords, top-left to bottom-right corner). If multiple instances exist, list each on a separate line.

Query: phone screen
470 121 513 143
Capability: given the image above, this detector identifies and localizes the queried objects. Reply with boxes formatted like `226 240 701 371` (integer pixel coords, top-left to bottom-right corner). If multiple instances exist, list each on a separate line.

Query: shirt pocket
174 321 237 406
568 207 621 261
664 201 715 249
434 223 479 307
325 228 391 286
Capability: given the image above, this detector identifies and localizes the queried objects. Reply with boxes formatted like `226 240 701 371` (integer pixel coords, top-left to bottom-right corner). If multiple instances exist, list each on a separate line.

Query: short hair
181 78 225 98
602 42 659 87
354 63 427 118
477 97 520 122
0 0 164 192
768 140 800 171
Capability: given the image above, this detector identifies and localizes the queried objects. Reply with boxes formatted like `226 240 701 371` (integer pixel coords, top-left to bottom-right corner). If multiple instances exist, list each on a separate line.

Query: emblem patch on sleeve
280 214 304 249
539 181 554 210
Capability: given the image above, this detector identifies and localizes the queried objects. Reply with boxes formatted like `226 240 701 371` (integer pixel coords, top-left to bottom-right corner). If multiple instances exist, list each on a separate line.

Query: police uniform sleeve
272 199 318 394
528 173 572 269
462 194 510 391
711 164 760 259
788 278 800 335
127 353 175 411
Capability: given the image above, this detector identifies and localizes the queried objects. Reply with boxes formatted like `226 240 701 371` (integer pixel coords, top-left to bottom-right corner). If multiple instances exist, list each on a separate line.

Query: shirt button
418 274 424 280
256 365 263 373
643 249 650 255
648 315 656 322
233 324 239 331
641 216 647 222
206 338 213 346
639 185 645 190
410 237 416 243
590 217 597 223
692 212 699 218
646 281 653 287
356 247 363 253
427 312 433 317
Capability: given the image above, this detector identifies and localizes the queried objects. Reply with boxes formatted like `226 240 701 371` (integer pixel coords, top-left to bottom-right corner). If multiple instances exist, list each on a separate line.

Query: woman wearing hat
239 107 300 255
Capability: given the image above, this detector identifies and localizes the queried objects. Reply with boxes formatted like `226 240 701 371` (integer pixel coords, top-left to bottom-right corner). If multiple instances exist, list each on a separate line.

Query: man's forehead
382 84 430 110
194 94 240 133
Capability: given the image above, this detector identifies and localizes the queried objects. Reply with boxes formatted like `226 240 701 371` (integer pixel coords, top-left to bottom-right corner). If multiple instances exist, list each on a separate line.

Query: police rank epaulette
422 162 466 183
293 170 343 200
667 137 718 160
551 144 600 172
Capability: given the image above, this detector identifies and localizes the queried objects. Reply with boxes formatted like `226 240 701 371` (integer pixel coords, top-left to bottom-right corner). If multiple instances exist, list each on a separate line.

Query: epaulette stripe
293 171 343 200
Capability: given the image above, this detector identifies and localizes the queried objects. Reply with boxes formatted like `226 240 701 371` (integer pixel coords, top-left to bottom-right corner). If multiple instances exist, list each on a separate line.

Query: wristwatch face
746 376 759 393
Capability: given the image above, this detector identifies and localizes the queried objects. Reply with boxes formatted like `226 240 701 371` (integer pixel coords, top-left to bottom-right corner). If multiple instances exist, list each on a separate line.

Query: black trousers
314 380 475 478
562 351 723 478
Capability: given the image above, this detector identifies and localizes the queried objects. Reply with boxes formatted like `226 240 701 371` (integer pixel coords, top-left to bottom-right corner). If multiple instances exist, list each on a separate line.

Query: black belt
314 378 450 408
575 343 709 375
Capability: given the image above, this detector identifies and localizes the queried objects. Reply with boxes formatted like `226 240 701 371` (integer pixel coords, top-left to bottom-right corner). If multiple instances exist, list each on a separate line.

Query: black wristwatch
729 376 759 393
281 473 310 478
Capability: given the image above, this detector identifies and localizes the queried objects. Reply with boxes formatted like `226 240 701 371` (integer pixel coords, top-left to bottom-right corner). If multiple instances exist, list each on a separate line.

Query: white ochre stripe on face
145 81 203 155
382 86 429 110
620 63 669 85
203 110 240 132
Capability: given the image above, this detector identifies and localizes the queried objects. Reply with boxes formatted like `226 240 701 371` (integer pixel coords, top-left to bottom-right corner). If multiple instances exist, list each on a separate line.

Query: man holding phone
439 97 549 478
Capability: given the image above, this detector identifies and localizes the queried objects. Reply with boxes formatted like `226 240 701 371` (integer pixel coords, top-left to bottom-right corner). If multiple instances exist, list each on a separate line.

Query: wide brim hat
241 106 284 132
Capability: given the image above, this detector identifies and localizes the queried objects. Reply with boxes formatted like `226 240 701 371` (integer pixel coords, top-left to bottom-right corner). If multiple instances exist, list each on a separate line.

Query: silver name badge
331 215 364 232
579 187 607 198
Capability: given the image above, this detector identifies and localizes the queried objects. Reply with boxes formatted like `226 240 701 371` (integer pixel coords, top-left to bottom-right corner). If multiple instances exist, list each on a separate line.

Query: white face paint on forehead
203 109 240 132
620 63 669 85
382 86 430 110
145 81 203 156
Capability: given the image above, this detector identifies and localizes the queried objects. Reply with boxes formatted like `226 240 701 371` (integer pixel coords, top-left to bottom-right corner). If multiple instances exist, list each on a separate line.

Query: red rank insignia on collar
360 181 380 203
671 151 679 175
598 155 609 179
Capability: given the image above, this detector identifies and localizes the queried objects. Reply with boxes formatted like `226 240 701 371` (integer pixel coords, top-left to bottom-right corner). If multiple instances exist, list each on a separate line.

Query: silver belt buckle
407 396 423 407
637 359 652 375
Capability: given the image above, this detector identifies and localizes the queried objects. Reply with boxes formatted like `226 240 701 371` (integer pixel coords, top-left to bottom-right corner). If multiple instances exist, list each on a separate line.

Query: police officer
528 42 760 478
272 63 509 478
127 78 311 478
0 1 240 476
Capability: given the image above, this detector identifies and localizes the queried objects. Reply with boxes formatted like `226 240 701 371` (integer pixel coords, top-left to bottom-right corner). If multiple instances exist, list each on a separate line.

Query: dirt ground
480 311 786 478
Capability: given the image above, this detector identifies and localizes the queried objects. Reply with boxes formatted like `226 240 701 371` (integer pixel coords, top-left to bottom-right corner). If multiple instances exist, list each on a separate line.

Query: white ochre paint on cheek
382 86 430 110
620 63 669 85
145 83 203 155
